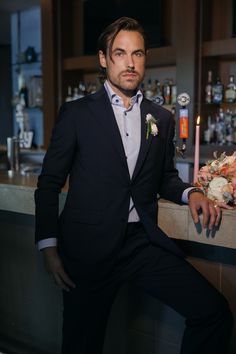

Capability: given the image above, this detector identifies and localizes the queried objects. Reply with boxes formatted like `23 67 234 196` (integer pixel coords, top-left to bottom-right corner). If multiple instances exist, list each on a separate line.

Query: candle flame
197 116 200 125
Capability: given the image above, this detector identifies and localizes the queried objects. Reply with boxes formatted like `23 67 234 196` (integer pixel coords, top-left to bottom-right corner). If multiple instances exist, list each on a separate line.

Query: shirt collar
104 80 143 108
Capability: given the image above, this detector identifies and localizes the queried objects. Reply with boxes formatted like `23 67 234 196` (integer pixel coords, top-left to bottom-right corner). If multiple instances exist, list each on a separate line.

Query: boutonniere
146 113 158 139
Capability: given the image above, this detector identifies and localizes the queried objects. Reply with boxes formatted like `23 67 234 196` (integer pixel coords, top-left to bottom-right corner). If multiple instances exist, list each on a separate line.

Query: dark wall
0 44 12 145
83 0 164 54
0 11 12 145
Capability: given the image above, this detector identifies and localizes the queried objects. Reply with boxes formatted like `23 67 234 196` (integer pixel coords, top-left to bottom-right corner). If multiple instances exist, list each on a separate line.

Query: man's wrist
187 187 205 199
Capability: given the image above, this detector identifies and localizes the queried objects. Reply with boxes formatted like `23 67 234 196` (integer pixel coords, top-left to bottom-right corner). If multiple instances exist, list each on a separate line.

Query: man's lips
122 72 138 78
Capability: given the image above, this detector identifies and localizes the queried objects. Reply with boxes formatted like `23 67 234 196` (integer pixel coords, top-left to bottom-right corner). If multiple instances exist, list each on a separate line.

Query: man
35 17 233 354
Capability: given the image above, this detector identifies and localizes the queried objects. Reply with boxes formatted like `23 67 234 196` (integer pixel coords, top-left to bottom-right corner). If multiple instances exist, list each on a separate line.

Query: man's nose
127 55 135 69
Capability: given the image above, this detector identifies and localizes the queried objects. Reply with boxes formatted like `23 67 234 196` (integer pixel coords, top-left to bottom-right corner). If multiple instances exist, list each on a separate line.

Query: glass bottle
212 77 224 104
225 109 233 145
19 83 29 108
205 70 213 104
145 78 153 99
65 86 72 102
170 80 177 105
232 110 236 144
151 80 164 105
225 75 236 103
162 79 171 105
204 115 212 144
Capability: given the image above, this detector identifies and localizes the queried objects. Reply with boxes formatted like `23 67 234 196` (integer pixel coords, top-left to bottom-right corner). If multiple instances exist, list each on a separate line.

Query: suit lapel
132 99 154 181
88 88 129 174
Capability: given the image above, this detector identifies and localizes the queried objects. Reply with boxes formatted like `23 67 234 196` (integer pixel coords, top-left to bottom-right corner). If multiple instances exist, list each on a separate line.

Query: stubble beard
109 72 144 97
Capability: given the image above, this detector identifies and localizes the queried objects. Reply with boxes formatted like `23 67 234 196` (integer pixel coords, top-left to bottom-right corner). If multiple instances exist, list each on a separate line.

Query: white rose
207 176 228 202
220 156 236 167
151 123 158 136
146 113 153 122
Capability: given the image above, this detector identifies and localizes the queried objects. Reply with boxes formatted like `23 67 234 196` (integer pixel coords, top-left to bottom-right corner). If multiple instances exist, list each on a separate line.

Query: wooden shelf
62 46 176 72
63 55 99 72
202 38 236 57
147 46 176 67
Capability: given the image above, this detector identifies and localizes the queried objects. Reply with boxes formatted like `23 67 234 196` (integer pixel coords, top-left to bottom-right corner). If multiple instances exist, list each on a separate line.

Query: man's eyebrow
112 47 125 52
133 49 145 53
112 48 145 53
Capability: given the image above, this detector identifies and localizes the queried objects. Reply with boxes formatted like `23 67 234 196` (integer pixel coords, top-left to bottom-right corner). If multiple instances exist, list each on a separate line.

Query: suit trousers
61 222 233 354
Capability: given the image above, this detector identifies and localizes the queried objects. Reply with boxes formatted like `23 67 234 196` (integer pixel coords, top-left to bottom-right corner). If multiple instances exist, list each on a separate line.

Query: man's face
99 30 146 97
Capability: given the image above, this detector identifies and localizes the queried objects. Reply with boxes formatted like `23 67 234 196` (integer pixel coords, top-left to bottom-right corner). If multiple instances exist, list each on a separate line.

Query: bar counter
0 170 235 249
0 171 236 354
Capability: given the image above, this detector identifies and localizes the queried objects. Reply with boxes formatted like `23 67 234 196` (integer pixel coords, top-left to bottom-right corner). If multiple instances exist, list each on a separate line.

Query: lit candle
193 116 200 184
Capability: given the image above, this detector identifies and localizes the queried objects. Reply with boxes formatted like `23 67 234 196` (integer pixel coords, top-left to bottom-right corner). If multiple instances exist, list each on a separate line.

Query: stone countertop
158 199 236 250
0 171 235 249
0 171 67 215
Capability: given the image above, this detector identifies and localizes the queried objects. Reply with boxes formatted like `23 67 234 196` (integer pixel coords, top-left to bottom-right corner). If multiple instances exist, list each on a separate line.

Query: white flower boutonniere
146 113 158 140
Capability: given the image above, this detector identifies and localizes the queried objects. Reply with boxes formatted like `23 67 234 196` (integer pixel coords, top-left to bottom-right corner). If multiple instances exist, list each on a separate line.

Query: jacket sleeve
158 112 191 204
34 102 77 243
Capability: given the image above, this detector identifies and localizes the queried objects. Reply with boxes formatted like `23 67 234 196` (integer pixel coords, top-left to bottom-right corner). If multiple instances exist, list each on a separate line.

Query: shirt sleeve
37 238 58 251
181 187 195 204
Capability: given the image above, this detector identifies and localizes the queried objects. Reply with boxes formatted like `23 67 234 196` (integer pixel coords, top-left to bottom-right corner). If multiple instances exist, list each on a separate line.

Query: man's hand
43 247 76 291
188 192 232 230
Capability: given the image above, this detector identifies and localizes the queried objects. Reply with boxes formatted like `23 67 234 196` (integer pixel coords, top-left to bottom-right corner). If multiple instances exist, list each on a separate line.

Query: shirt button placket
124 111 129 137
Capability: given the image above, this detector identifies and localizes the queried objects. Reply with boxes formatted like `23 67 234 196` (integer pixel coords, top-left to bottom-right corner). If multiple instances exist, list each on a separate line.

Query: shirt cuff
182 187 195 204
37 238 57 251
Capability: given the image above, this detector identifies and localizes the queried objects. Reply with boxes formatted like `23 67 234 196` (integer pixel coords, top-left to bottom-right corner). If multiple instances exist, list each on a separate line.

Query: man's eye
135 52 144 57
115 52 124 57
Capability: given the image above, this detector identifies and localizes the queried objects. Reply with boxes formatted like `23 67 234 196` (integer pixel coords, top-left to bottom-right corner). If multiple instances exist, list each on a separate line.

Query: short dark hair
97 17 148 82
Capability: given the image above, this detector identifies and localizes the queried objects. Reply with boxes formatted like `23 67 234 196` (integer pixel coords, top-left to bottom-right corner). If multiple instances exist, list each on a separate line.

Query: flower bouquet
195 151 236 207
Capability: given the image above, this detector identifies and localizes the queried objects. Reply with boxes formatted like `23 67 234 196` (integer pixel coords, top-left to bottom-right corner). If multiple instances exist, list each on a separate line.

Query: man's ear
99 50 107 68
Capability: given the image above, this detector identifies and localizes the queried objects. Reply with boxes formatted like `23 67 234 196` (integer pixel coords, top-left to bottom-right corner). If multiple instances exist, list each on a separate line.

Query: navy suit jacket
35 86 191 272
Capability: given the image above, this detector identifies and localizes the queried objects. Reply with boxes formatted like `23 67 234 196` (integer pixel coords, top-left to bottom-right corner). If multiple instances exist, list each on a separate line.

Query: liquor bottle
216 108 226 144
170 80 177 105
225 109 233 145
224 75 236 103
78 81 86 96
151 79 164 105
18 71 29 107
86 82 97 94
19 83 29 108
145 78 153 99
65 86 73 102
212 77 224 104
72 86 84 100
204 115 212 144
140 82 145 96
205 70 213 104
162 79 171 105
232 110 236 144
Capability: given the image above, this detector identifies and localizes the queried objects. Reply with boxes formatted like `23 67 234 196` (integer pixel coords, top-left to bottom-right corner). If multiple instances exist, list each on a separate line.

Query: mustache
122 68 137 74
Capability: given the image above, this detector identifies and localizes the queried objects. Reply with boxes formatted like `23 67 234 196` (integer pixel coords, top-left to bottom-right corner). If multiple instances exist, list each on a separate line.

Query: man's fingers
42 248 76 291
203 203 222 229
216 201 234 210
207 204 217 229
60 269 76 288
202 206 210 228
189 205 200 224
215 209 221 226
53 273 70 291
53 270 76 291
